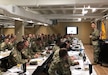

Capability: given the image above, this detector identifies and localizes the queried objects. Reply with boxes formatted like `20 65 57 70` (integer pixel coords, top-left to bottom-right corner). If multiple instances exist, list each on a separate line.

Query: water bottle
89 64 92 75
21 63 26 73
83 53 86 62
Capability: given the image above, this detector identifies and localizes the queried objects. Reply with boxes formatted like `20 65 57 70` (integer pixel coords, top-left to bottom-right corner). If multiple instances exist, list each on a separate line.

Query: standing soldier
90 22 100 64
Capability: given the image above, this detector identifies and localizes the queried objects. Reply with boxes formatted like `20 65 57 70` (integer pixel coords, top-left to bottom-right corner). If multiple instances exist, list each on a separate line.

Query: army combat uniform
21 47 35 59
52 45 60 52
91 28 100 63
0 70 2 75
0 42 13 51
8 48 27 67
52 48 60 61
21 48 32 59
48 58 74 75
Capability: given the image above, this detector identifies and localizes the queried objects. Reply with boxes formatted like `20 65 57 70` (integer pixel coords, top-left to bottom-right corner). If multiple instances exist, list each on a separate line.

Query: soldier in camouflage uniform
0 70 2 75
52 40 71 61
52 39 61 52
52 39 61 61
90 22 100 64
21 40 33 59
8 41 28 68
30 40 37 53
22 40 36 59
35 38 45 52
48 49 79 75
0 38 13 51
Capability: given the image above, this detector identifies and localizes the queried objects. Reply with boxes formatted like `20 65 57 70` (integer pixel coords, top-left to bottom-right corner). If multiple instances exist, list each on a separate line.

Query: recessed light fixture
11 17 23 21
82 9 88 15
27 20 34 23
0 15 3 16
44 23 48 26
78 18 81 21
92 8 96 12
37 22 43 25
87 5 91 9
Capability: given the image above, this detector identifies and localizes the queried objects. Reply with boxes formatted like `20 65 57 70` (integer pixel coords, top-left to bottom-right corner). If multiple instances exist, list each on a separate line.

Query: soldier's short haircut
23 39 28 44
17 41 24 49
91 22 95 24
60 40 70 48
65 40 70 43
60 42 67 48
36 38 41 41
59 49 68 58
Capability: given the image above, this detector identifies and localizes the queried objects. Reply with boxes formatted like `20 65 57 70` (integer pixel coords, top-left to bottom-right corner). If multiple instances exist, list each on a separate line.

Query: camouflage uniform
8 48 27 67
0 70 2 75
52 49 60 61
48 58 74 75
91 28 100 63
0 42 13 51
52 45 60 52
30 41 37 52
21 48 32 59
35 44 43 52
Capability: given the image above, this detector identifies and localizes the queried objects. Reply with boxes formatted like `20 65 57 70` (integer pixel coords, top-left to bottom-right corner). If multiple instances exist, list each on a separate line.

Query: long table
0 51 12 71
68 51 97 75
0 51 11 59
3 38 97 75
69 38 97 75
3 50 54 75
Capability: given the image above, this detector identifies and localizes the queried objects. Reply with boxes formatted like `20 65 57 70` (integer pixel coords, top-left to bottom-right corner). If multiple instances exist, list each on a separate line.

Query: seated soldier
22 40 40 59
21 40 34 59
0 38 13 51
52 40 72 61
29 38 45 57
8 41 29 68
52 39 60 52
48 48 79 75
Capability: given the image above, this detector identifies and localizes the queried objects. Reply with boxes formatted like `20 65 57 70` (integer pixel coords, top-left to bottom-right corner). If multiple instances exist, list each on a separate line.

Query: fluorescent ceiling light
11 17 23 21
0 15 3 16
92 8 96 12
87 5 91 9
44 23 48 26
4 25 15 28
37 22 43 25
27 20 34 23
78 18 81 21
82 9 88 15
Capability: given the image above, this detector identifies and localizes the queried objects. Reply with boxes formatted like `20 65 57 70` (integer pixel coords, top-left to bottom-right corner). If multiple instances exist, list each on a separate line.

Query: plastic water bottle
83 53 86 62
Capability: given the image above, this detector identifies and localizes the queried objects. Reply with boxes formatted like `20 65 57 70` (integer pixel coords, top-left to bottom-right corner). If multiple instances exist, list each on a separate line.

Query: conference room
0 0 108 75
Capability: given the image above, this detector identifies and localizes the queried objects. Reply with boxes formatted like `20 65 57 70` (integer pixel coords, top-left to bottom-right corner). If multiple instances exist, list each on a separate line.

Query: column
15 20 24 41
0 27 3 35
